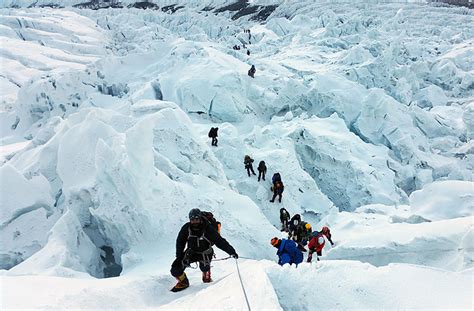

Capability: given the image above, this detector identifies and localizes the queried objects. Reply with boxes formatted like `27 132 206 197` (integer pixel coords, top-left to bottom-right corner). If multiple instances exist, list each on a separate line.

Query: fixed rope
235 258 252 311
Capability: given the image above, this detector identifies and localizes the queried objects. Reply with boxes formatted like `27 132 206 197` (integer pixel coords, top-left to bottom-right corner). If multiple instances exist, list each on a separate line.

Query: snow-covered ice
0 0 473 309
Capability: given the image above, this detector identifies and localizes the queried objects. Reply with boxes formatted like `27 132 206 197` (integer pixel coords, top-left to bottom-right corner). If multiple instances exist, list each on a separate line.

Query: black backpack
201 211 221 235
208 128 214 138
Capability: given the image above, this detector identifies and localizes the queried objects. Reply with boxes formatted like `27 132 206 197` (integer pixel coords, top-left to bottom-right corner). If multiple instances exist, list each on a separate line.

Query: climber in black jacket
170 208 238 292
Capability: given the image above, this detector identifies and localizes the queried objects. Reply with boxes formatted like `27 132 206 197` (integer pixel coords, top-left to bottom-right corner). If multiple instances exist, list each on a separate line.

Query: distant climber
301 223 312 244
247 50 250 56
270 172 283 202
288 214 301 239
307 231 324 262
248 65 256 78
170 209 238 292
293 222 312 245
208 127 218 147
279 208 290 232
272 172 281 184
257 160 267 181
307 226 334 262
270 180 284 203
244 155 256 177
270 237 303 266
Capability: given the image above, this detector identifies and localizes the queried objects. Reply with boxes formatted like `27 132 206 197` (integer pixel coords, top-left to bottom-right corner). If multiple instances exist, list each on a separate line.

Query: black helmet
189 208 202 220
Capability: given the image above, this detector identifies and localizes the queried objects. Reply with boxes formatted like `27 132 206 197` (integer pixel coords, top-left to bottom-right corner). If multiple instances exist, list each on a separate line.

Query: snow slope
0 9 106 111
2 259 472 309
0 1 473 309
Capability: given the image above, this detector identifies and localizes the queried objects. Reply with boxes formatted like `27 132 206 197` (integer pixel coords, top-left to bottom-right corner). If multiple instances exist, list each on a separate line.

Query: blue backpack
272 173 281 184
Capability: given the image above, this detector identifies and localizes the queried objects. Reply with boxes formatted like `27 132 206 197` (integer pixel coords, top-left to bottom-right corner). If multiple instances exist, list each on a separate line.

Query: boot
171 273 189 292
202 270 212 283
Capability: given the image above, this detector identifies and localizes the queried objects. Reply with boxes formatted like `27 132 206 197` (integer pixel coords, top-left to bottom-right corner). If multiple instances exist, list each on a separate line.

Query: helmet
305 223 311 230
188 208 202 220
322 226 329 233
270 237 280 247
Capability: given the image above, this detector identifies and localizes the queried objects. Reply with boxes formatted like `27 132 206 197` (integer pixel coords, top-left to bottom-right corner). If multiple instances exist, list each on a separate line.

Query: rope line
235 258 252 311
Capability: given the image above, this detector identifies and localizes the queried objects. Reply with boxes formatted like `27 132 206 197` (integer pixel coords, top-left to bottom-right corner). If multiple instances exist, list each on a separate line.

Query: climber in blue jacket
270 237 303 266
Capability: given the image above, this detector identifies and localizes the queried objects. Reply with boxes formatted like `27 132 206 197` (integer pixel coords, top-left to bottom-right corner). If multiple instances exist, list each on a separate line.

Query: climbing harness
182 248 214 269
235 258 252 311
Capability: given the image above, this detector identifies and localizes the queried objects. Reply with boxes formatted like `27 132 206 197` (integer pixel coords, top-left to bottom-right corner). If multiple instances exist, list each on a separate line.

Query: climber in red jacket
307 226 334 262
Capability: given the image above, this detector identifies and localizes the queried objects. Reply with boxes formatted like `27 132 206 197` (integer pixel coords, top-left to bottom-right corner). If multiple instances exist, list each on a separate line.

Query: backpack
258 161 266 170
207 127 216 137
280 208 290 221
272 173 281 184
290 214 301 226
201 211 221 235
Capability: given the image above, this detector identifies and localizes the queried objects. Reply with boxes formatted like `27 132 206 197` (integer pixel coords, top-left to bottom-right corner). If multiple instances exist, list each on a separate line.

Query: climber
248 65 256 78
293 222 312 245
307 226 334 262
244 155 256 177
279 208 290 232
288 214 301 239
272 172 282 184
270 237 303 266
301 223 313 245
270 180 284 203
257 160 267 182
208 127 218 147
170 209 238 292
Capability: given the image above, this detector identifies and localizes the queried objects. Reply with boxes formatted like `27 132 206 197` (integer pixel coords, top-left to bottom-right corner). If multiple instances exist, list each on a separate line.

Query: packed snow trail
2 258 472 309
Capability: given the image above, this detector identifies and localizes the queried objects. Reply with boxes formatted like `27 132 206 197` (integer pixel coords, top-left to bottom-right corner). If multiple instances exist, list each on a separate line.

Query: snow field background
0 0 473 309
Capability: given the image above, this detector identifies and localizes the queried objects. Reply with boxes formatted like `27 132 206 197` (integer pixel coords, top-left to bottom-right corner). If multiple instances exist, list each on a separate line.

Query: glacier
0 0 473 309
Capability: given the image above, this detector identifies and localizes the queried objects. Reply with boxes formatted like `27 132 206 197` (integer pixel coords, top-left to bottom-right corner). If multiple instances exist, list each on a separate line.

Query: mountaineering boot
171 273 189 292
202 270 212 283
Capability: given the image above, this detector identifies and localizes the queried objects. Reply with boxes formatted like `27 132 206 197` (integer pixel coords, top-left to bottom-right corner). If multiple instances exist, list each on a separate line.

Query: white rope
235 258 251 311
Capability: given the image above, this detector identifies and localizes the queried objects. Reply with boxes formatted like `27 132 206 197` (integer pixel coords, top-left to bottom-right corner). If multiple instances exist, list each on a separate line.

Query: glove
231 253 239 259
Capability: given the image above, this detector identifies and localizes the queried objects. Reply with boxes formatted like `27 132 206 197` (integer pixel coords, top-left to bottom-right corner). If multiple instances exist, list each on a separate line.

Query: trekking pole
235 258 251 311
213 256 232 261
